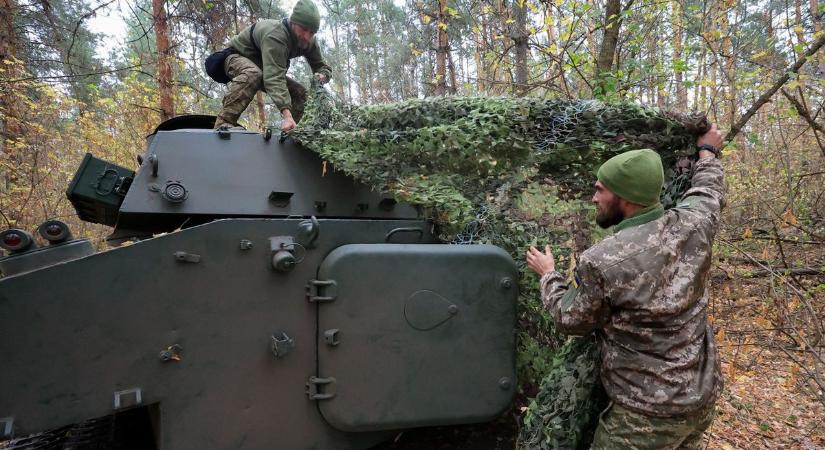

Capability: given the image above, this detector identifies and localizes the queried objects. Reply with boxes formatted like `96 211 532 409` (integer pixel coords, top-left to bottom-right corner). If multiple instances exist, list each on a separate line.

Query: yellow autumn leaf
742 227 753 239
789 295 800 311
437 22 448 30
781 209 798 225
727 361 737 381
784 363 799 389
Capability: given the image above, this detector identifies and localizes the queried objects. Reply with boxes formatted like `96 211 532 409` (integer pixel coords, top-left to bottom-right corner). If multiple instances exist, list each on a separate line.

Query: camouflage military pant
214 53 307 128
590 402 716 450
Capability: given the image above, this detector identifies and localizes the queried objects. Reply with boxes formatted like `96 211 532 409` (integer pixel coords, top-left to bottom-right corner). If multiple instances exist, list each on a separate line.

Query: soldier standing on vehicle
526 125 726 449
206 0 332 132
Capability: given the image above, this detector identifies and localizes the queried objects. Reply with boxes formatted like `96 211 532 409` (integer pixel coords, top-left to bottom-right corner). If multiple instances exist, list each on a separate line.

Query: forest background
1 0 824 447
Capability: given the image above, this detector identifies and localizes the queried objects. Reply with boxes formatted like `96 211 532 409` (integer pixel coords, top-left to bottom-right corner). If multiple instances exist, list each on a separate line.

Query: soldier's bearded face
291 23 315 49
592 181 624 228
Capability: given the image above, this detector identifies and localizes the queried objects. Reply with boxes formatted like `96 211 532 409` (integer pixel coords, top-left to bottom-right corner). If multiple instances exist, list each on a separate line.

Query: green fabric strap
561 285 579 306
614 202 664 232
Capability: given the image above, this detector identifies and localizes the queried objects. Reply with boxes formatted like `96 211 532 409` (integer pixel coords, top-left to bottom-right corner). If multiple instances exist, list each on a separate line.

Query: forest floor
377 248 825 450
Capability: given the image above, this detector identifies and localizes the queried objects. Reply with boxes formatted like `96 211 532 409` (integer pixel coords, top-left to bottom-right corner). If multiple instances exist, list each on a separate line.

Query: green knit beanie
596 149 664 206
290 0 321 33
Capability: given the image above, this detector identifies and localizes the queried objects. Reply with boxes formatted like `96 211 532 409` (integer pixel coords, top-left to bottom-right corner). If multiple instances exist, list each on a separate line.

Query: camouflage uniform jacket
540 157 725 418
228 19 332 112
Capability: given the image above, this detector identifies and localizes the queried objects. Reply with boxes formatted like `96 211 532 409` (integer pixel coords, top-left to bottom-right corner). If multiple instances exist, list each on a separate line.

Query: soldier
526 125 725 449
208 0 332 132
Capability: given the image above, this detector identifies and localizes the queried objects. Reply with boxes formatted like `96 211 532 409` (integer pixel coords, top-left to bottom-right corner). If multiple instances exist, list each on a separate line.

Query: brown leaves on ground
707 251 824 450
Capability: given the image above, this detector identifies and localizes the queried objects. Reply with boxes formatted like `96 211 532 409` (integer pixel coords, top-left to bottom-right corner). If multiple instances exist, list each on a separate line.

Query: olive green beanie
596 149 664 206
290 0 321 33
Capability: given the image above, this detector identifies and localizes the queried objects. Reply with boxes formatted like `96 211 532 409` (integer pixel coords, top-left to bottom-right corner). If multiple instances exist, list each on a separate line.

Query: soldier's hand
281 116 297 133
526 245 556 276
697 123 723 158
315 73 329 84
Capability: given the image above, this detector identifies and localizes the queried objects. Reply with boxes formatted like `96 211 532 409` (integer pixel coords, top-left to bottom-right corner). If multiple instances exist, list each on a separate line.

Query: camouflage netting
292 83 709 450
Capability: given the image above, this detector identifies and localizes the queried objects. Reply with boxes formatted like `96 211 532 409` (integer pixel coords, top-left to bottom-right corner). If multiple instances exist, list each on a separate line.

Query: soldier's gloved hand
314 73 329 85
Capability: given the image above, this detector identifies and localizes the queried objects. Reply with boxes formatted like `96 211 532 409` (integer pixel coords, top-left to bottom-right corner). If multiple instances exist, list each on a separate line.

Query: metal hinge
306 376 336 400
306 279 337 303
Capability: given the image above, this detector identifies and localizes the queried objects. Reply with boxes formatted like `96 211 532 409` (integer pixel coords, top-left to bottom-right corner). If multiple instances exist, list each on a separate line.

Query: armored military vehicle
0 115 518 449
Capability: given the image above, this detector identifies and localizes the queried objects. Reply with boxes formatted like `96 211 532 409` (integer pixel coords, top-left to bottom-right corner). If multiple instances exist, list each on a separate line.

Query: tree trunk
719 1 735 130
255 92 266 130
672 0 687 109
354 2 370 102
543 5 556 88
807 0 825 75
474 15 486 92
794 0 806 54
512 0 529 95
447 49 458 94
153 0 175 121
435 0 449 95
0 0 21 153
596 0 622 75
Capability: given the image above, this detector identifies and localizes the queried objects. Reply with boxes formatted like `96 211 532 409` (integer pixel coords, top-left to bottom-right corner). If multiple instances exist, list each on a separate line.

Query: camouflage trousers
214 53 307 128
590 402 716 450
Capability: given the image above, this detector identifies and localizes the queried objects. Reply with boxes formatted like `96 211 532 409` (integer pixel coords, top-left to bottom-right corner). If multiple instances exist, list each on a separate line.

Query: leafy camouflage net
519 336 606 450
294 83 708 238
292 83 709 449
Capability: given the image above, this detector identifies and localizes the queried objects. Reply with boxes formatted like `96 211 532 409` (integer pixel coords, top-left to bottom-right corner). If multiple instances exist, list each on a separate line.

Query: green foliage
295 88 707 238
519 336 607 450
517 332 558 388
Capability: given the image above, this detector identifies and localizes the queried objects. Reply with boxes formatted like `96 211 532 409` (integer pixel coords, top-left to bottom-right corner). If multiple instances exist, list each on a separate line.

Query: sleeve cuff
540 270 565 292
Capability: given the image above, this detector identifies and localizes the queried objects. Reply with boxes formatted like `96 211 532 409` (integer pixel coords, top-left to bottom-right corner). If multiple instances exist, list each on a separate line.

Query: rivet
239 239 253 250
448 304 459 315
500 278 513 289
499 377 512 390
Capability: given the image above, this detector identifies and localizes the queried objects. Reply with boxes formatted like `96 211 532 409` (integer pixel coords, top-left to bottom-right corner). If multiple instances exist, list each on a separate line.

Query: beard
595 197 624 228
296 39 310 50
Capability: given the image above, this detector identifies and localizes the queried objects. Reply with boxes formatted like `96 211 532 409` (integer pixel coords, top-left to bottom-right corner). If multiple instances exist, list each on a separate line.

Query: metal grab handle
93 169 120 196
385 227 423 243
148 154 159 177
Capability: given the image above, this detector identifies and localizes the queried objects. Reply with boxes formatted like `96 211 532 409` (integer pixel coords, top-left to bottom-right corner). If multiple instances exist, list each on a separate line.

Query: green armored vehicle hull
0 116 518 449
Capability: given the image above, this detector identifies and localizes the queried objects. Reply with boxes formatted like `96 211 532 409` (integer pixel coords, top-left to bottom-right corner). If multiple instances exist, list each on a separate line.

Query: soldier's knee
241 66 262 86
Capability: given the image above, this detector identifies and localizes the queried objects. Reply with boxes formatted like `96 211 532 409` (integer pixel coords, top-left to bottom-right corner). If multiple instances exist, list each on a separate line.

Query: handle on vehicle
385 227 424 243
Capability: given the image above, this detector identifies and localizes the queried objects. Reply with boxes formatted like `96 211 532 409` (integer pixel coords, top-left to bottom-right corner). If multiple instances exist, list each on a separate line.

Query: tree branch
724 32 825 143
781 88 825 157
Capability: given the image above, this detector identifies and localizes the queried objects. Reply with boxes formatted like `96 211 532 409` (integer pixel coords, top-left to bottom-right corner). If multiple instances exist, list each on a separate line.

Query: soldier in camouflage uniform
526 125 725 449
214 0 332 132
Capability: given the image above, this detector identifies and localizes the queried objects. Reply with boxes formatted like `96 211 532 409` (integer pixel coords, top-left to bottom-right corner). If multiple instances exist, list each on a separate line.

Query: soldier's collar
613 202 664 232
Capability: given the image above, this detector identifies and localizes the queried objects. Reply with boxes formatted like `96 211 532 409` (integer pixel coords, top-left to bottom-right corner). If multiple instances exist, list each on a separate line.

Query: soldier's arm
305 39 332 80
260 34 293 112
539 257 610 336
677 125 726 222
